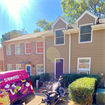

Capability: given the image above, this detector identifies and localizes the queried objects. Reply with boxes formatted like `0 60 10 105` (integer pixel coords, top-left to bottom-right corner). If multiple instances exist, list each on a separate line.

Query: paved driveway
27 93 75 105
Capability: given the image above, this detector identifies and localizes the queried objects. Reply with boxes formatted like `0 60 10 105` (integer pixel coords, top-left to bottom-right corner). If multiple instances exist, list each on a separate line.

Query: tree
61 0 105 23
34 28 41 33
36 19 53 31
1 28 28 42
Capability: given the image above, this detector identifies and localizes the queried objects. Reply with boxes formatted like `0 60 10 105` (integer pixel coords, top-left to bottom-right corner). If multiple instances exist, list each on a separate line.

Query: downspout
43 36 45 73
68 31 71 73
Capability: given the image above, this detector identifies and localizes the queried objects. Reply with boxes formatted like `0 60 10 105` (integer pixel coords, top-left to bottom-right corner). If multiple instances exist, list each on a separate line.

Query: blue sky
0 0 63 47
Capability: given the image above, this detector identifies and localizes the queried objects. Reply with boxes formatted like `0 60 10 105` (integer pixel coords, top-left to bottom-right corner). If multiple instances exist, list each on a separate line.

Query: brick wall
3 41 43 75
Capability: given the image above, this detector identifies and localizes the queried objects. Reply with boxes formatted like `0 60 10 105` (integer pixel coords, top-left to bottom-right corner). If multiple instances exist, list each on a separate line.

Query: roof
75 10 98 23
52 16 70 28
2 30 52 44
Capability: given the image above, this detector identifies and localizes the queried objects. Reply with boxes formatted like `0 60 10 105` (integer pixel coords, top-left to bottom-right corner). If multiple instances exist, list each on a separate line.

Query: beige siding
78 13 95 26
53 19 66 30
71 29 105 75
45 35 69 75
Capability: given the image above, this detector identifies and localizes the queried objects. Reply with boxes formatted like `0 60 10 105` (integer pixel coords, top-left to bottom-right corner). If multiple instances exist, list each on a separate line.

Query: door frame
54 58 64 78
26 64 31 75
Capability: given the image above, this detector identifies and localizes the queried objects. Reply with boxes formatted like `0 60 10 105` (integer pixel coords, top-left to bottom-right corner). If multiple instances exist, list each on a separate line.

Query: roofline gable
52 16 70 29
75 10 98 23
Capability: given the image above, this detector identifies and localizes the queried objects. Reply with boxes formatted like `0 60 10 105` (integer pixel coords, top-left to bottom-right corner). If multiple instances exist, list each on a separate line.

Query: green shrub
29 75 40 86
62 73 101 88
68 77 96 105
39 73 49 82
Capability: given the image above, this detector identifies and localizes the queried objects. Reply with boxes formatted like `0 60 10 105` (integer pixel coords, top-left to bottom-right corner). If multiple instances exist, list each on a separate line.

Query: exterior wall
78 13 95 26
45 35 69 76
3 38 43 75
53 19 67 30
0 47 3 71
70 29 105 75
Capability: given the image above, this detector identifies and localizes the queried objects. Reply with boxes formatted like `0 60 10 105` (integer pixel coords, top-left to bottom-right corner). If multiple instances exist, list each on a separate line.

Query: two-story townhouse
1 31 50 75
41 10 105 85
0 47 3 72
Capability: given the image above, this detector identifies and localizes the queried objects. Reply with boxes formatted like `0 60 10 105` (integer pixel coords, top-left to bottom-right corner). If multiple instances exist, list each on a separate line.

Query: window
15 44 20 55
36 42 43 54
7 45 11 55
36 64 43 75
16 64 21 70
55 30 64 45
25 43 31 54
78 58 91 71
7 64 12 71
79 25 92 43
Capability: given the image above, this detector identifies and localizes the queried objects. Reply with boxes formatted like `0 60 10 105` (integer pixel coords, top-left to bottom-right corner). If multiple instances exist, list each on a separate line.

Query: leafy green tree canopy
34 28 41 33
1 28 27 42
61 0 105 23
36 19 53 31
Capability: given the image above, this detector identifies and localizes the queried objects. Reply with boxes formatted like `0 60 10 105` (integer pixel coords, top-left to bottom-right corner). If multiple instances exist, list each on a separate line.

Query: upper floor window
36 42 43 54
55 30 65 45
15 44 20 55
7 45 11 55
79 25 92 43
7 64 12 71
25 43 31 54
16 64 21 70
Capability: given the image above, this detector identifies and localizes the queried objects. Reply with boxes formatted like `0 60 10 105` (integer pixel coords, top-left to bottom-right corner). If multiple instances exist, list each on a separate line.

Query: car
0 70 35 105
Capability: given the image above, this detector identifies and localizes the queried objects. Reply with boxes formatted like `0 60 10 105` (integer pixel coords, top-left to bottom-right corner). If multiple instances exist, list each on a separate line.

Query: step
40 86 50 90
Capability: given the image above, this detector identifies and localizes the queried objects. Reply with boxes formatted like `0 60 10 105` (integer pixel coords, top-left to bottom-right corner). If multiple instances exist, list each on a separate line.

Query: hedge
62 73 101 88
68 77 96 105
29 73 49 87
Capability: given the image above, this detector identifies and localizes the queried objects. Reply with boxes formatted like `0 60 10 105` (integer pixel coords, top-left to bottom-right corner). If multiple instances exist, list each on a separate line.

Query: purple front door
56 59 63 78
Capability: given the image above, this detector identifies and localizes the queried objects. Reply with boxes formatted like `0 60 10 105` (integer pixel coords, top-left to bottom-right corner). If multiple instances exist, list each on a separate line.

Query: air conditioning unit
96 88 105 104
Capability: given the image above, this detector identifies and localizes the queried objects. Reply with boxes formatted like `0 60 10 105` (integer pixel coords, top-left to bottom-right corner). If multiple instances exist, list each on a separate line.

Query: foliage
62 73 101 88
68 77 96 105
61 0 105 23
34 28 41 33
39 73 49 82
36 19 53 31
1 28 28 42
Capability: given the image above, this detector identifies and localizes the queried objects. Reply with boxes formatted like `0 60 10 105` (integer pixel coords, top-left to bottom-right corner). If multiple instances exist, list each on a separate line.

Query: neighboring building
2 10 105 84
1 32 48 75
0 47 3 72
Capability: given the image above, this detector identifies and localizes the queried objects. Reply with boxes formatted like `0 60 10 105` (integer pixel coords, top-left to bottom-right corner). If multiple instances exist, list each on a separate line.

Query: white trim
15 44 20 55
26 64 31 75
43 37 45 73
6 45 11 55
36 64 44 75
25 42 31 54
78 71 89 74
36 41 43 54
75 10 98 23
52 16 69 29
68 32 71 73
77 57 91 74
7 64 12 71
78 23 93 44
16 64 21 70
54 58 64 78
54 28 65 46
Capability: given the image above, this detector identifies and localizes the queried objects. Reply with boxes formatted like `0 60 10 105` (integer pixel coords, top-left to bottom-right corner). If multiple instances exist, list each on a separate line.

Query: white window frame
54 28 65 46
36 41 43 54
7 64 12 71
77 57 91 74
15 44 20 55
78 23 93 44
25 42 31 54
36 64 44 75
16 64 21 70
26 64 31 75
6 45 11 55
54 58 64 78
